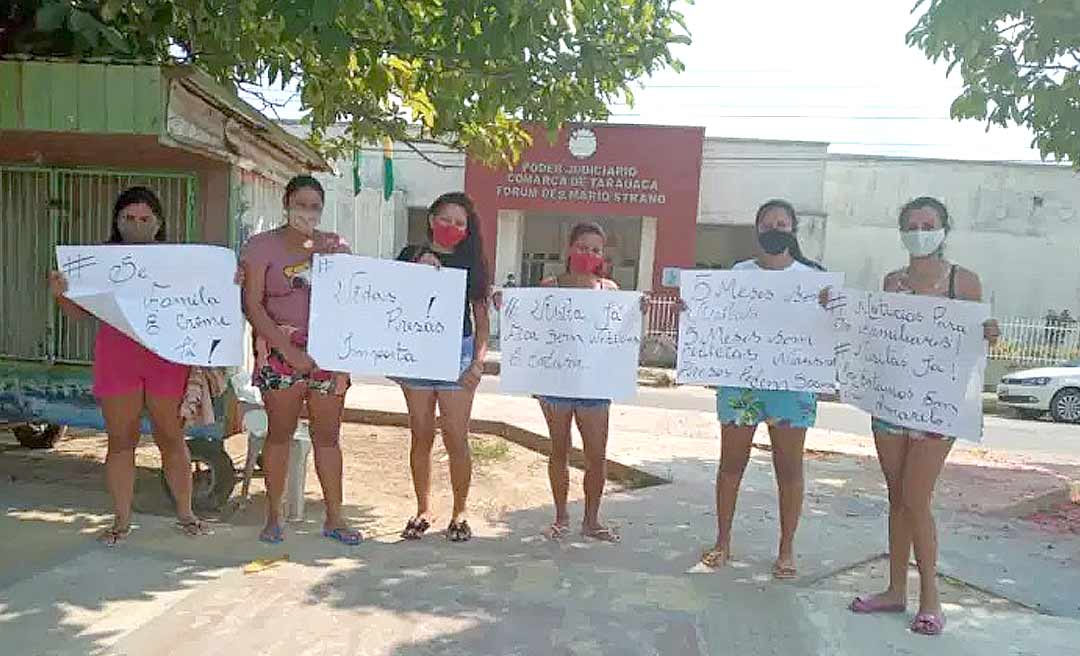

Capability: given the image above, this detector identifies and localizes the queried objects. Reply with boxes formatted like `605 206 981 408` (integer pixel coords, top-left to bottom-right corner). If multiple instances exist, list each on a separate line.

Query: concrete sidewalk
2 382 1079 654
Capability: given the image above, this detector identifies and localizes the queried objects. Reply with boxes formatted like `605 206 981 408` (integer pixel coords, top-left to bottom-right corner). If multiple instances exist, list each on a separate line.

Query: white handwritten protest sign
499 288 642 401
677 270 843 391
308 255 466 380
56 245 243 366
835 290 990 441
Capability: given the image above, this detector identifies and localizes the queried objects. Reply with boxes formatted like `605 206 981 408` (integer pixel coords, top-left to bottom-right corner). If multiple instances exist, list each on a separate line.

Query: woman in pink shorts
240 175 360 546
47 187 210 546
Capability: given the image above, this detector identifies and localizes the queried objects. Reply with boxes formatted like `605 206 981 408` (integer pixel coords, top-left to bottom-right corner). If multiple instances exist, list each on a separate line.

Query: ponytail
755 199 824 271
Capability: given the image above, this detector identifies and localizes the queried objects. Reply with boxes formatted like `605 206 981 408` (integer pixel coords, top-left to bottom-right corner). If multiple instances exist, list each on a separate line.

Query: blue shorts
537 396 611 410
716 387 817 429
393 336 474 392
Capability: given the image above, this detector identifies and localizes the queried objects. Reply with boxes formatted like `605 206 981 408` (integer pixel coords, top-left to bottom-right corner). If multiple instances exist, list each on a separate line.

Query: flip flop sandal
701 547 729 569
910 612 946 636
323 526 363 546
98 526 131 548
772 561 798 580
175 518 211 537
259 525 285 544
849 595 906 614
401 517 432 540
446 520 473 543
544 524 572 541
581 526 620 543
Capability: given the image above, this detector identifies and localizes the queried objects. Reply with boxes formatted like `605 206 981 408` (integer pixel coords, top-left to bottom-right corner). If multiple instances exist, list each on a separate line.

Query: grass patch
469 435 511 465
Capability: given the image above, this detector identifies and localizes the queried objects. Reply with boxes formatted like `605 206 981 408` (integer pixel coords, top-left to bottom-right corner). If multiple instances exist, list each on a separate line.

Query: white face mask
287 209 321 236
901 229 946 258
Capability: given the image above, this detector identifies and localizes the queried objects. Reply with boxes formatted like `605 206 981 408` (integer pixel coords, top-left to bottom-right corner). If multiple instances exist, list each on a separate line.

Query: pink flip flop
910 612 946 636
849 595 906 614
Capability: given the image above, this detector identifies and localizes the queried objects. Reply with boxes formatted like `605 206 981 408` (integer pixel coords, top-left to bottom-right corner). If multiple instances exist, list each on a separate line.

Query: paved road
357 375 1080 461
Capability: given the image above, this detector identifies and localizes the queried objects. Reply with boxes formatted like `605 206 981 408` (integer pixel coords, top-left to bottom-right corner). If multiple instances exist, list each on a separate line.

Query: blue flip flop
259 525 285 544
322 526 363 546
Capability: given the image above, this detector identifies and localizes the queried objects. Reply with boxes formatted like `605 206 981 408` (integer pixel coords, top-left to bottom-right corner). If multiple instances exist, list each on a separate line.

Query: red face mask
432 222 467 249
568 251 605 275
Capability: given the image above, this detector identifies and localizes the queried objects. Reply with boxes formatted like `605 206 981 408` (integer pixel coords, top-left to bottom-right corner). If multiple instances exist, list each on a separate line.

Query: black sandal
401 517 432 540
446 520 472 543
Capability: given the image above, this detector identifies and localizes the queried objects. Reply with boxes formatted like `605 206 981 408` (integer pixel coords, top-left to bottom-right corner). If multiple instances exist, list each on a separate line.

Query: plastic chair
233 374 311 522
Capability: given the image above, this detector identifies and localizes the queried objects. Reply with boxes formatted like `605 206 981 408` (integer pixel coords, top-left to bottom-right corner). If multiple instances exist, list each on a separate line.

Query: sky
243 0 1045 162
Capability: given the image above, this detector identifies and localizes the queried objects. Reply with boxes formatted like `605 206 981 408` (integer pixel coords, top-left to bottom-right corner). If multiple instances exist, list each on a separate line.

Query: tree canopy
908 0 1080 166
1 0 691 165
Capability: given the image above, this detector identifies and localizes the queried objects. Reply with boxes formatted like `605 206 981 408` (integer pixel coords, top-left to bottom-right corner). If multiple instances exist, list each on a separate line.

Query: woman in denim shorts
532 222 623 542
394 194 490 543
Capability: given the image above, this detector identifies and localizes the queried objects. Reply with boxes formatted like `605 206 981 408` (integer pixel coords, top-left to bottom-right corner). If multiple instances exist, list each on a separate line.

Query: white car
996 359 1080 423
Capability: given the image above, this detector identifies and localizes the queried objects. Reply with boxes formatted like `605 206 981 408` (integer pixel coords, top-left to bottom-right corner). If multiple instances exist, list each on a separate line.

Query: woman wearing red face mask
535 222 621 542
395 192 490 543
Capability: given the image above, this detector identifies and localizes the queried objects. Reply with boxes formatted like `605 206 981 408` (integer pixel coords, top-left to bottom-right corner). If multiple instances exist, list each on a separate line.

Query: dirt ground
0 423 592 540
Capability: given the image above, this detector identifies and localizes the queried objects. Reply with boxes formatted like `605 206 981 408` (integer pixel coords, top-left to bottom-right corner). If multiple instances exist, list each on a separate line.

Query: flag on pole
352 148 362 196
382 137 394 201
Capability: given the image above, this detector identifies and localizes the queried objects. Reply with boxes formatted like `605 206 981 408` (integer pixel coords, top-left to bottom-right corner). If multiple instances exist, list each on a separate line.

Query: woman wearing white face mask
240 175 360 546
847 197 999 636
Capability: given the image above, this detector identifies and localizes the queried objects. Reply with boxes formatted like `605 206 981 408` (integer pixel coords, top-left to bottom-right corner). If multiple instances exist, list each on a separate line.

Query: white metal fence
991 317 1080 366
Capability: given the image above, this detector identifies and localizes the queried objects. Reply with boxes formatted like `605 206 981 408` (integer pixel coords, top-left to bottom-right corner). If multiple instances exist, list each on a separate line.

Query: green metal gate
0 166 197 364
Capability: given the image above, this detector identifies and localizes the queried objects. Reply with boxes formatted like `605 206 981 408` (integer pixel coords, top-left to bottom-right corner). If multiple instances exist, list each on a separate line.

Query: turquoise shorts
716 387 817 429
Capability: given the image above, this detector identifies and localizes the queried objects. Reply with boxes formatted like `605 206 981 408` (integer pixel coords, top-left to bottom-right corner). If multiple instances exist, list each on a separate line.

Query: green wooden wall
0 60 165 135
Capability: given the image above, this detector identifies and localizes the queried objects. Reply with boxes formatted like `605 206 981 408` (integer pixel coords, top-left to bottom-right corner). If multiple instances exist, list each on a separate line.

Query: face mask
117 216 161 243
901 229 946 257
287 209 320 236
758 229 795 255
432 222 467 249
568 251 605 275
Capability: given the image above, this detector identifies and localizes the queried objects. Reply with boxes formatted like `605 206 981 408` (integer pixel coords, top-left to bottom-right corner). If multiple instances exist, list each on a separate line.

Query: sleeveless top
894 264 958 300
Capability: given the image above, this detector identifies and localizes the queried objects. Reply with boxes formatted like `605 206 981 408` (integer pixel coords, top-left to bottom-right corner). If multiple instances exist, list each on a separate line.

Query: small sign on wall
661 267 681 288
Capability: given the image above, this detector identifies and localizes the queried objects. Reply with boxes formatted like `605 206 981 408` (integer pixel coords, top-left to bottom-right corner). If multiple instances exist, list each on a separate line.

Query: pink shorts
92 324 191 399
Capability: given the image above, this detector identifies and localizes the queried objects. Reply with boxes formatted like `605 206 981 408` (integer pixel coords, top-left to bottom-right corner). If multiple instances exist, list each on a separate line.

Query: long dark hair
283 174 325 207
396 244 436 263
565 221 606 273
108 186 166 243
427 192 489 300
755 199 824 270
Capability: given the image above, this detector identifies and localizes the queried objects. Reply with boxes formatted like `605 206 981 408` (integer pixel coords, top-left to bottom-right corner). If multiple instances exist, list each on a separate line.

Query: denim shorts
537 396 611 410
392 336 474 392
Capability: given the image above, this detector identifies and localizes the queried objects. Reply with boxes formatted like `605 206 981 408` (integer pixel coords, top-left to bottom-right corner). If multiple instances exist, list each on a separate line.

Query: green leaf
35 1 71 31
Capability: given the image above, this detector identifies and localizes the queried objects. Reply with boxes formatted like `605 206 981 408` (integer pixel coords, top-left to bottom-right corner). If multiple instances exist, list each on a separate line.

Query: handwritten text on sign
308 255 466 380
835 290 990 441
56 245 243 366
499 289 642 401
677 270 843 391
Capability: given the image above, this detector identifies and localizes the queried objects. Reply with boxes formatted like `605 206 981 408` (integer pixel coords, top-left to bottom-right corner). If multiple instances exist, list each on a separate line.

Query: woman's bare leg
145 394 197 523
307 391 349 531
259 385 306 538
403 387 438 524
767 424 806 575
100 393 144 537
540 401 574 531
574 405 613 538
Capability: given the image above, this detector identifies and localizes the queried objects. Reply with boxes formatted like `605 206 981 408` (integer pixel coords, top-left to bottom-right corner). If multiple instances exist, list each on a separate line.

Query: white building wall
697 138 828 226
823 156 1080 318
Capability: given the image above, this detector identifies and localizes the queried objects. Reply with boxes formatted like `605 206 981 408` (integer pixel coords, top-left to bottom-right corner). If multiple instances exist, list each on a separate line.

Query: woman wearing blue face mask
848 197 999 636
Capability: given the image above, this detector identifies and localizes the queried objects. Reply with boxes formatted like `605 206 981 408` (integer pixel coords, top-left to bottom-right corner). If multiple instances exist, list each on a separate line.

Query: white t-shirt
732 258 820 272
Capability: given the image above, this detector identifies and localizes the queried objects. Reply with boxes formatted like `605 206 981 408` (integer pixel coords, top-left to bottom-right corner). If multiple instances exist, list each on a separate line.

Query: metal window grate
0 166 197 364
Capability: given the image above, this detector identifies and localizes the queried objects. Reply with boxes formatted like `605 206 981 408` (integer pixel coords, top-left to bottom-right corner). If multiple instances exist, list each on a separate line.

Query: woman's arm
955 267 1000 345
461 298 489 388
47 271 91 321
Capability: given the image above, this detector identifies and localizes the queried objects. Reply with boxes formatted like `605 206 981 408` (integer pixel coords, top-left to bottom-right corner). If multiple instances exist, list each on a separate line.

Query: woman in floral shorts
241 175 359 547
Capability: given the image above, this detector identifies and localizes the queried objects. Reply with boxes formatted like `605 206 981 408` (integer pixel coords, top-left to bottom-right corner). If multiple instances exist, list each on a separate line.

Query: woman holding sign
701 199 826 578
47 187 210 545
396 193 490 543
846 197 999 635
536 222 623 542
240 175 361 546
